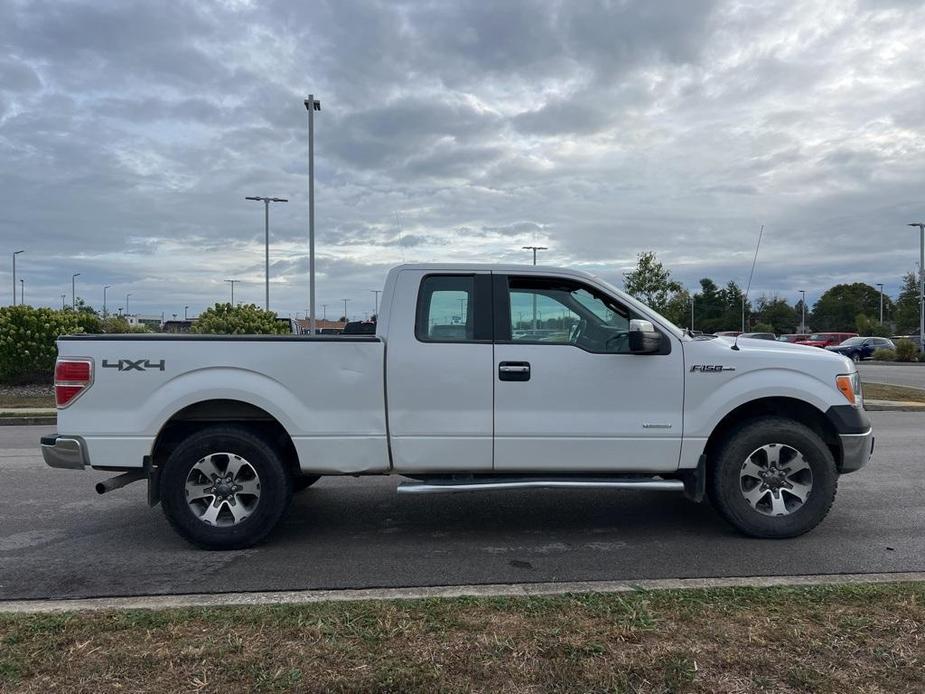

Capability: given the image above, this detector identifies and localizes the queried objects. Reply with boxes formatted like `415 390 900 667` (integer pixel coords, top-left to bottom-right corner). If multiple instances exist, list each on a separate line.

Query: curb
0 416 56 426
2 572 924 614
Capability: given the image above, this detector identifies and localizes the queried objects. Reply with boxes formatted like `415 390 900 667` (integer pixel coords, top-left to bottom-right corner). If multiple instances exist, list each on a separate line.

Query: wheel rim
185 452 261 527
739 443 813 517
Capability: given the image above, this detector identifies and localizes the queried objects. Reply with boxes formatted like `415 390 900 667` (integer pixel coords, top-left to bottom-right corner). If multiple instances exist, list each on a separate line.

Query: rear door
492 274 684 472
385 270 494 472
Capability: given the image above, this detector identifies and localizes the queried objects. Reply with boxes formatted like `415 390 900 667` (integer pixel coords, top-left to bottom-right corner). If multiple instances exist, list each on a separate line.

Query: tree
894 272 921 334
811 283 885 331
623 251 682 313
717 281 750 331
754 295 797 334
855 314 891 337
0 305 81 384
191 303 291 335
692 278 723 332
662 289 692 328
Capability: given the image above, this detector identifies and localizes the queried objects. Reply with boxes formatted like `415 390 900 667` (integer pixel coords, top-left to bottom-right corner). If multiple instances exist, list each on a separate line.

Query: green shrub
191 303 290 335
871 348 896 361
0 306 82 384
895 339 918 362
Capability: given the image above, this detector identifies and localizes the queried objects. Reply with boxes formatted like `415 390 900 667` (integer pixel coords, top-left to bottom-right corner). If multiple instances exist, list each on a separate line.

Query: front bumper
839 429 874 473
40 435 87 470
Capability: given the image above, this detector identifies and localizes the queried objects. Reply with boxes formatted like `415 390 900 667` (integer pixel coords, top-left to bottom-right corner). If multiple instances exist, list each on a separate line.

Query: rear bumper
40 435 88 470
839 429 874 473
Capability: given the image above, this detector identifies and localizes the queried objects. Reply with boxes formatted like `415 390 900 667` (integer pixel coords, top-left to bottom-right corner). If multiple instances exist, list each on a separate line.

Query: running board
396 477 685 495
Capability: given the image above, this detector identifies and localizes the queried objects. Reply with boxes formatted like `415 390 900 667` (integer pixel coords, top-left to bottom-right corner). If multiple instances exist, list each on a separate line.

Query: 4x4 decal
102 359 166 372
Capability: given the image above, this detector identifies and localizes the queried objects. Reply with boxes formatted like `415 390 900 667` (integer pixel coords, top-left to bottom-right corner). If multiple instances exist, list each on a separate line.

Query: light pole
371 290 381 318
71 273 80 309
690 295 695 331
876 283 884 324
20 278 23 305
799 289 806 333
342 298 349 323
60 294 66 310
126 293 132 316
12 250 23 306
322 304 327 322
224 279 239 305
908 223 925 351
245 195 288 311
103 285 111 318
522 245 548 330
184 305 189 320
304 94 321 334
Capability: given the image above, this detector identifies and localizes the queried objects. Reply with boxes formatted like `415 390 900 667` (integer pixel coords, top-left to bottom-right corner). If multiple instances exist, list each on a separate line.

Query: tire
160 425 293 550
707 416 838 538
293 475 321 492
851 353 860 363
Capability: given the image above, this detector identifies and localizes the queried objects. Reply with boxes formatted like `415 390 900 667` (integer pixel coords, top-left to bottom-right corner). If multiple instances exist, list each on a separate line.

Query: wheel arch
151 399 301 480
702 397 842 471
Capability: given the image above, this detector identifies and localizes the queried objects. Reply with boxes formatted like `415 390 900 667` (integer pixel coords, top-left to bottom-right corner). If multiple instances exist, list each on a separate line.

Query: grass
864 382 925 403
1 583 923 692
0 394 54 409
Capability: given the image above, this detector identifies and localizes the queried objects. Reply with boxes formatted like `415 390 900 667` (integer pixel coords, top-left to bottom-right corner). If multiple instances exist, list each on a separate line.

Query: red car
795 332 858 348
777 334 810 343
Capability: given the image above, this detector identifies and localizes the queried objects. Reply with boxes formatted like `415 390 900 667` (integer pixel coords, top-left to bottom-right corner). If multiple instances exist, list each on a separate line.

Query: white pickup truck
42 264 873 549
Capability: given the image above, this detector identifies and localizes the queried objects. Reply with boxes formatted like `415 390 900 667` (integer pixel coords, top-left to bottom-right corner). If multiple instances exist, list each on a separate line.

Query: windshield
839 337 865 346
808 334 829 341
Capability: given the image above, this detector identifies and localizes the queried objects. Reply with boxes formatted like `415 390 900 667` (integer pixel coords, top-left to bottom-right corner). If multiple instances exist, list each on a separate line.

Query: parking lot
859 362 925 389
0 410 920 602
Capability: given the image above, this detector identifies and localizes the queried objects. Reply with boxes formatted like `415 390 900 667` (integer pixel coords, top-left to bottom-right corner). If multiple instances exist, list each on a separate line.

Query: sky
2 0 924 320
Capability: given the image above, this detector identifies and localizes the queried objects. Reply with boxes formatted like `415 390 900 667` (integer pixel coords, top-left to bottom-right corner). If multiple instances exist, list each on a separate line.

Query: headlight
836 372 863 407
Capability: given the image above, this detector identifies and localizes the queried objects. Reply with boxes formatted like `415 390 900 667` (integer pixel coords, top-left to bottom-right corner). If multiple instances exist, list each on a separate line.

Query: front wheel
160 425 293 549
707 417 838 538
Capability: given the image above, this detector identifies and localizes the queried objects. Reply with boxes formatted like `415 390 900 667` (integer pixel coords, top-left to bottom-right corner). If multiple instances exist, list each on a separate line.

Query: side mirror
628 319 662 354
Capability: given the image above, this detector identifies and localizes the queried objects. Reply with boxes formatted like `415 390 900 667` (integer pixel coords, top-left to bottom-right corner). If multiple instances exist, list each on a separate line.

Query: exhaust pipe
96 470 146 495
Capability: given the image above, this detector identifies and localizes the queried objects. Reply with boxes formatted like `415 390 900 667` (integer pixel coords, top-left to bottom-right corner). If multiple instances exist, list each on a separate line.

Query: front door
492 274 684 472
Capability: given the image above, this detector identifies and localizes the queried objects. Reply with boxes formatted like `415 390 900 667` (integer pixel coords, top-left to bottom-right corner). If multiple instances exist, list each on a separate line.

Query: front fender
685 367 842 439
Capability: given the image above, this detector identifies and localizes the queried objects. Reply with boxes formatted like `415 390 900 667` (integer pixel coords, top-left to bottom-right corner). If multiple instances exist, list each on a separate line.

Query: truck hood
689 335 854 381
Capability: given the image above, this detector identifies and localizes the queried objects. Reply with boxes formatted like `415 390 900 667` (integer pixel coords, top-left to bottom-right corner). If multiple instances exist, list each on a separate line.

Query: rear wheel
708 417 837 538
160 425 292 549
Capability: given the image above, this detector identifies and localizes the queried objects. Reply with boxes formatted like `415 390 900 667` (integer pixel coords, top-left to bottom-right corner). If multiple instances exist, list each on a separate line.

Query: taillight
54 358 93 408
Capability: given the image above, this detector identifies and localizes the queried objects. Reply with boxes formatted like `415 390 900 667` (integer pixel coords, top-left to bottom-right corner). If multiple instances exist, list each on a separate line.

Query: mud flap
145 456 161 507
681 454 706 503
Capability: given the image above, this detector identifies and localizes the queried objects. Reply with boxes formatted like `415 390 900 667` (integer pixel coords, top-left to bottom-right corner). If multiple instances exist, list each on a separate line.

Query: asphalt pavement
1 412 922 602
859 362 925 389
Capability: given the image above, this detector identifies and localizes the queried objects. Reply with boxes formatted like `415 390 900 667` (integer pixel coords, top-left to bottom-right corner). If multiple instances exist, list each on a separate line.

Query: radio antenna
732 224 764 351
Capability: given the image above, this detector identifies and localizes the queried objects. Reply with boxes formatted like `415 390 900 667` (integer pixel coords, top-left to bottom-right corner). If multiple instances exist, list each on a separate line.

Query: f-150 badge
690 364 735 372
102 359 166 372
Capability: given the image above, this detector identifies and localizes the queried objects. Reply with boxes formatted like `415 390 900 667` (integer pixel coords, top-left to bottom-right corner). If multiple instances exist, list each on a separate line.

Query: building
293 318 347 335
125 314 164 330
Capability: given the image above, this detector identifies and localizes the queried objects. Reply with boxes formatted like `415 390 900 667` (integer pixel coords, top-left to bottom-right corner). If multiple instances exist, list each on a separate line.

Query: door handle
499 361 530 381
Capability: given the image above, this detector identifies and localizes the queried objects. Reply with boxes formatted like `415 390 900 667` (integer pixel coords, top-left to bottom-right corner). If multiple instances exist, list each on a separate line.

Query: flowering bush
0 305 82 384
191 303 291 335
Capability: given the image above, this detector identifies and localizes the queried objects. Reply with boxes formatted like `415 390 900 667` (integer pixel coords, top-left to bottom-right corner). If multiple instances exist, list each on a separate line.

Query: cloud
1 0 925 318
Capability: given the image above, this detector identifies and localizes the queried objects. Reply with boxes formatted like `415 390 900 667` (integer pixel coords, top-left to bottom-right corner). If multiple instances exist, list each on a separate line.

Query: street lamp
522 246 547 329
799 289 806 334
245 195 288 311
103 285 111 318
304 94 321 334
371 290 381 318
690 295 695 331
20 278 23 305
876 283 884 324
341 298 349 323
60 294 66 310
322 304 327 322
224 279 239 305
71 273 80 309
11 250 23 306
908 223 925 351
126 293 133 315
184 305 189 320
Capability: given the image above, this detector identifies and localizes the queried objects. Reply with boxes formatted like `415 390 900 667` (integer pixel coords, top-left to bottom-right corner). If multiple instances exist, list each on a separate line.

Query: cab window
507 277 636 353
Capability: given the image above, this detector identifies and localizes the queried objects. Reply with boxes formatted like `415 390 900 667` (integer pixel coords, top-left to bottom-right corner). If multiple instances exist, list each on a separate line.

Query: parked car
777 334 810 343
42 263 872 549
795 332 858 348
826 336 895 362
740 332 776 340
714 330 741 337
342 320 377 335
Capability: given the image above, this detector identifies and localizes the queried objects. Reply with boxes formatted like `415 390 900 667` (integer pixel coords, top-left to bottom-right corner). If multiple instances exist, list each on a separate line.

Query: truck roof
391 263 599 280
